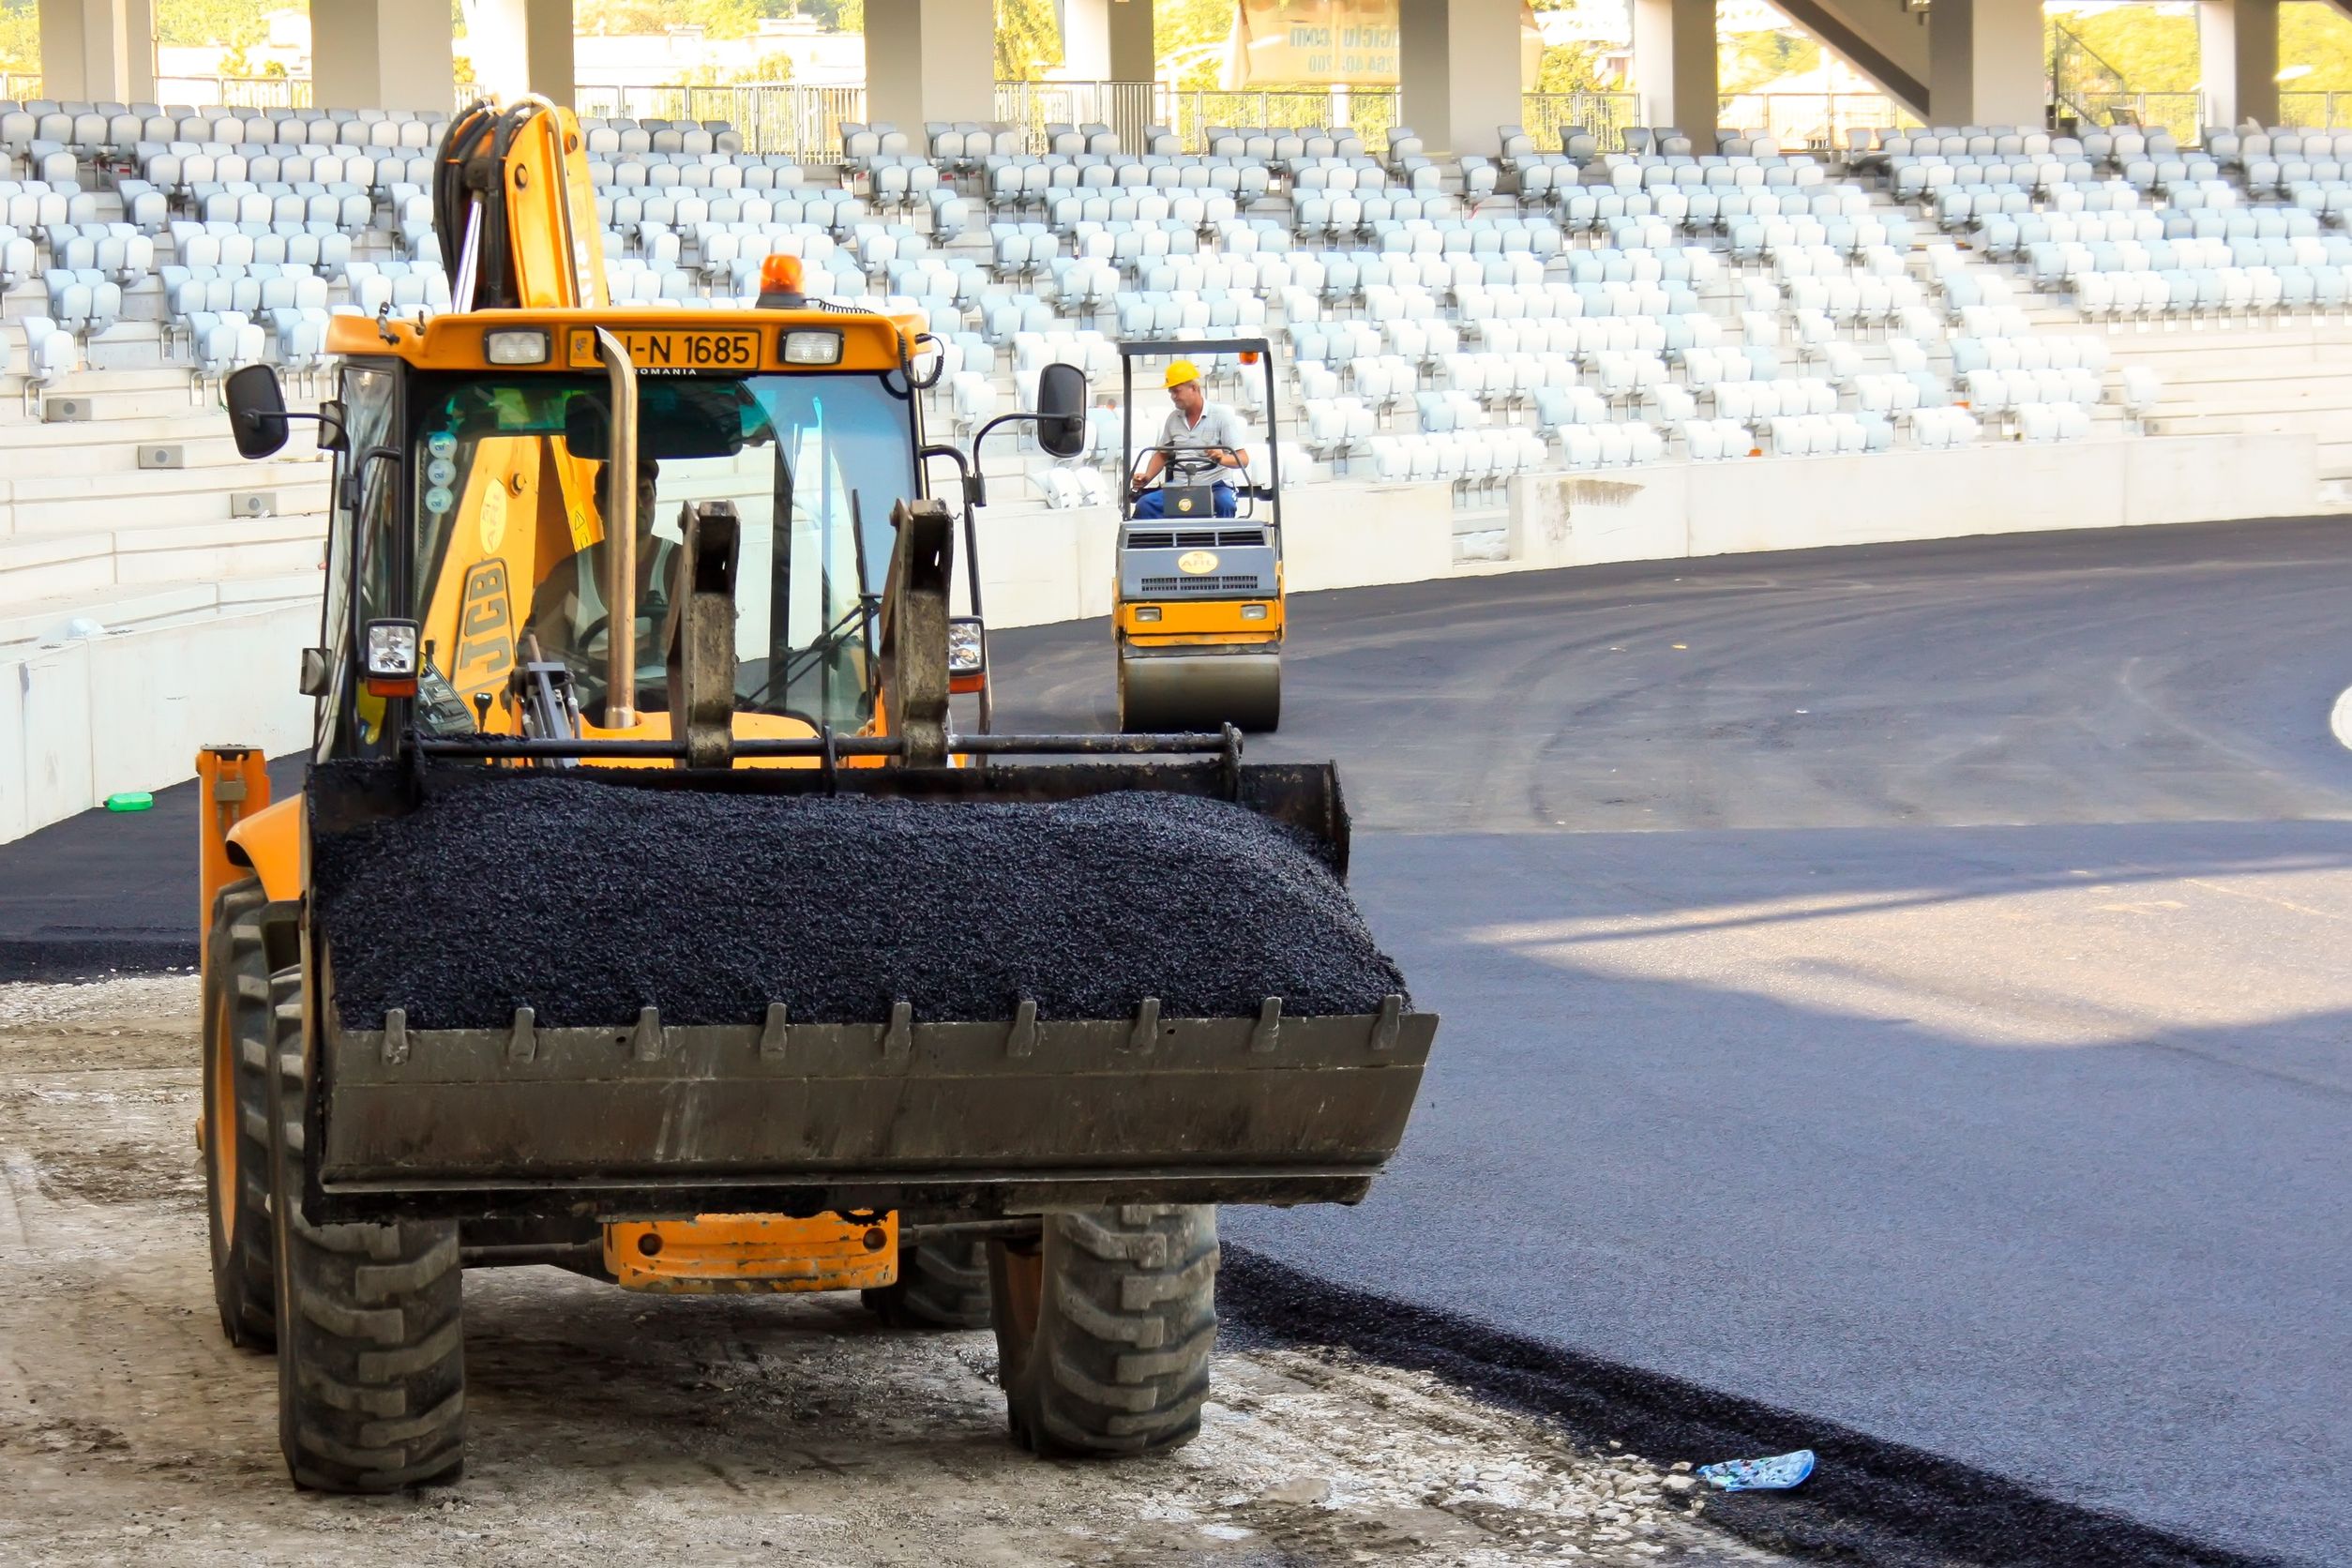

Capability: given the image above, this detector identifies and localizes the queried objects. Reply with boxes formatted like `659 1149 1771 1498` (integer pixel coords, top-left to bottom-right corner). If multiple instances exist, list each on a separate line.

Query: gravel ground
316 773 1407 1030
0 977 1780 1568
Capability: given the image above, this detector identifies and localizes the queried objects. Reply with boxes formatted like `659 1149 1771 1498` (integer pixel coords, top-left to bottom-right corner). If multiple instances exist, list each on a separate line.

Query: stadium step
0 570 322 652
0 513 324 610
4 457 327 507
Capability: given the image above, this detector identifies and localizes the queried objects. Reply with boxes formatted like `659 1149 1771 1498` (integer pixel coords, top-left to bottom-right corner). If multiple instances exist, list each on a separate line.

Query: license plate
566 327 762 372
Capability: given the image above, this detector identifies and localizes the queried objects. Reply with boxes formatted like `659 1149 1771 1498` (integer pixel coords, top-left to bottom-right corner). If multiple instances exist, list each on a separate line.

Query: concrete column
1927 0 2045 128
1631 0 1719 143
1060 0 1153 81
1397 0 1525 158
2199 0 2278 130
469 0 576 103
38 0 155 102
311 0 457 112
865 0 998 128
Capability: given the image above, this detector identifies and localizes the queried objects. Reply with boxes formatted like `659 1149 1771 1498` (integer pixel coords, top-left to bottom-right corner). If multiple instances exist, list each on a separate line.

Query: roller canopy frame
1119 337 1283 529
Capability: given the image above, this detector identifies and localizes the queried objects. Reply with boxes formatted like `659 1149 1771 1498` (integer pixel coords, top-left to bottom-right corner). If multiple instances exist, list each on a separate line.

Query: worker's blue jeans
1132 483 1236 520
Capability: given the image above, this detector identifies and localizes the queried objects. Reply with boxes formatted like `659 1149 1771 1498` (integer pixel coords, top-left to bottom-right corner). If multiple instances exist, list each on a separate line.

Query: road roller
1115 338 1285 732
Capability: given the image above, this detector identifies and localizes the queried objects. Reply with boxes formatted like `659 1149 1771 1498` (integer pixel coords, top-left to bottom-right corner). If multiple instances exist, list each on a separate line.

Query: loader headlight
1240 603 1269 621
1133 605 1162 622
483 328 550 366
947 617 986 675
363 618 421 696
781 328 844 366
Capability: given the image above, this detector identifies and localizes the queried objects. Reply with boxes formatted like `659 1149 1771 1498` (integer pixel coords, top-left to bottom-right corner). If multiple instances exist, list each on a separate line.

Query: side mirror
224 363 288 459
1034 361 1087 459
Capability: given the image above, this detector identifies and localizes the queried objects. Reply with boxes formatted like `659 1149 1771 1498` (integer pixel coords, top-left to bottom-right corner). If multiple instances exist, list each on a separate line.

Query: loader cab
239 309 940 761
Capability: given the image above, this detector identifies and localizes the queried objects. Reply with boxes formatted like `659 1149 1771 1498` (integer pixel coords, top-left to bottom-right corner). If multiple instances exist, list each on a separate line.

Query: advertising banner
1223 0 1542 89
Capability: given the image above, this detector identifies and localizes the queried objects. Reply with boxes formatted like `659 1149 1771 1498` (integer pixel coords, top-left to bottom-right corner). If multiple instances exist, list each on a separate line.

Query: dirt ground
0 977 1782 1568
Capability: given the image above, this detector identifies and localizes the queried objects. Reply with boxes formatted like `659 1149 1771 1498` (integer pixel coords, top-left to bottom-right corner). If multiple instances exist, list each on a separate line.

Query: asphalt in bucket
315 770 1408 1031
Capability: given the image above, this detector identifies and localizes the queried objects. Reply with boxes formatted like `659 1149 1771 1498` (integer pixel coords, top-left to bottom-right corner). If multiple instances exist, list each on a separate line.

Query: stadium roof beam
1765 0 1930 119
866 0 998 129
37 0 154 103
311 0 457 112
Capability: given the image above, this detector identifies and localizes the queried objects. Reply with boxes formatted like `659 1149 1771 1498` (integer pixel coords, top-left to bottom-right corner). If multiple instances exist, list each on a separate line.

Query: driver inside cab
1128 359 1250 520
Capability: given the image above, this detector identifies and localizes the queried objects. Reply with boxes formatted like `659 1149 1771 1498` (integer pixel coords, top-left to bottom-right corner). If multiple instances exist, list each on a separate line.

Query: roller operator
1128 359 1251 520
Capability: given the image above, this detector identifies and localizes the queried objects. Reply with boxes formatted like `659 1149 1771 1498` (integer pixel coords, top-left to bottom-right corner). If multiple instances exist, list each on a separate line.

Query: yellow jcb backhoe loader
192 98 1437 1493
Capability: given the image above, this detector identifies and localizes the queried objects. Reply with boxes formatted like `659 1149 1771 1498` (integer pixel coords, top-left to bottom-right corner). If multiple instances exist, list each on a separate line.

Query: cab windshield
411 370 913 732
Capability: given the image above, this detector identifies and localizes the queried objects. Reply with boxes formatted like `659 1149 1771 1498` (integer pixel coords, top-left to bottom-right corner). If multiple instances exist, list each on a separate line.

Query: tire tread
992 1204 1217 1458
267 964 466 1492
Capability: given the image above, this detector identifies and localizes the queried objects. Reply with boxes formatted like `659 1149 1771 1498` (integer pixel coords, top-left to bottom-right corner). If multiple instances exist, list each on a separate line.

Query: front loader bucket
301 757 1436 1224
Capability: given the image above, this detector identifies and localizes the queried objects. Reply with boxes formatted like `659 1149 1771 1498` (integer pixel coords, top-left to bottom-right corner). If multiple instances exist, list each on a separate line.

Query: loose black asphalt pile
315 771 1406 1031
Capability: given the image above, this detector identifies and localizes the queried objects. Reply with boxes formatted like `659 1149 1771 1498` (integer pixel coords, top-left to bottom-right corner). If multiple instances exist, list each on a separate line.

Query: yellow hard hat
1164 358 1201 389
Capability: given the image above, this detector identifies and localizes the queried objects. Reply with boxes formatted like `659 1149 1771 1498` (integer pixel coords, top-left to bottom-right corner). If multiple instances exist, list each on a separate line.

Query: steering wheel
1130 444 1229 491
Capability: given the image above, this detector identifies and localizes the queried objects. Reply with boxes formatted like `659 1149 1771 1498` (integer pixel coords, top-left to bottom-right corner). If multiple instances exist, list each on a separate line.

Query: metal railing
2279 92 2352 131
994 80 1159 155
2 71 40 100
1519 92 1640 153
1156 86 1399 150
1712 92 1922 151
2068 91 2204 143
155 75 314 111
569 82 865 160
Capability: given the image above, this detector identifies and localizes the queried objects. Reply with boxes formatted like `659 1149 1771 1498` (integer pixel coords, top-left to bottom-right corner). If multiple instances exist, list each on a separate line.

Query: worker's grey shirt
1160 402 1249 463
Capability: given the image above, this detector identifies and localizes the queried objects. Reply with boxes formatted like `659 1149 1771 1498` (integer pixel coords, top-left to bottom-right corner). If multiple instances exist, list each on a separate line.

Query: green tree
995 0 1063 81
1718 30 1821 94
574 0 790 38
1536 43 1603 96
1154 0 1235 89
2280 2 2352 91
2042 3 2352 96
155 0 268 50
0 0 38 77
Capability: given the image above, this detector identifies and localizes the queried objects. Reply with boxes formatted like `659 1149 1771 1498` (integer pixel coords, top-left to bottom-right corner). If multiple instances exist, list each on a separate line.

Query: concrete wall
1396 0 1525 158
865 0 999 130
0 433 2323 844
1502 431 2320 573
38 0 155 104
0 603 317 845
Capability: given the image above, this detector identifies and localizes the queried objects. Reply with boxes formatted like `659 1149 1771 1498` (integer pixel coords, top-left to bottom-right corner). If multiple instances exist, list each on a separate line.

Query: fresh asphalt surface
988 517 2352 1568
5 517 2348 1564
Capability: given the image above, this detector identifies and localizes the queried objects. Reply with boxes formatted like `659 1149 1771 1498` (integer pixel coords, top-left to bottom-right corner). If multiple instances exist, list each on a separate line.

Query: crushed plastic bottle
1696 1450 1816 1492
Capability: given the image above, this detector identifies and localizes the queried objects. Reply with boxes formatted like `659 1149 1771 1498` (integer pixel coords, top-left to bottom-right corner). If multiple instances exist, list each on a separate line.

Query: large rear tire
266 968 466 1492
202 879 277 1350
862 1237 992 1330
988 1205 1217 1457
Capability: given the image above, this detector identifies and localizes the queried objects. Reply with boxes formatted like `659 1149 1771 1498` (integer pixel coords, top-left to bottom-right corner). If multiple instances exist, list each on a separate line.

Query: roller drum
1119 649 1281 734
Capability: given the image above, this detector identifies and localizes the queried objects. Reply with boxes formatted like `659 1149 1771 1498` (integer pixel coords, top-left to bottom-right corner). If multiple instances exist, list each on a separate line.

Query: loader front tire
862 1237 992 1330
988 1205 1217 1458
202 878 277 1350
266 967 466 1492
